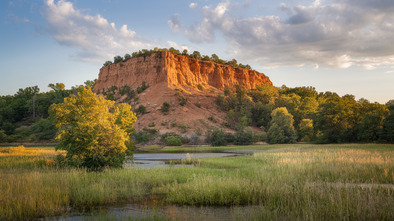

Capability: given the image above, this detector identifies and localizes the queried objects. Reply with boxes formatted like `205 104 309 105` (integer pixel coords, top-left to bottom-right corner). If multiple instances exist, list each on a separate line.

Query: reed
0 144 393 220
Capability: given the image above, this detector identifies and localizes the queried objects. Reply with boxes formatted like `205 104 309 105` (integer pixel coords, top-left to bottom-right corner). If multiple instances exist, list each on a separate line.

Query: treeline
102 47 253 70
217 85 394 144
0 80 96 143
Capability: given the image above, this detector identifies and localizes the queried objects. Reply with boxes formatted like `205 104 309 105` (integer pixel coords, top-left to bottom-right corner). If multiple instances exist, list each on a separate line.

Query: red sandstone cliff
94 51 272 93
93 51 273 141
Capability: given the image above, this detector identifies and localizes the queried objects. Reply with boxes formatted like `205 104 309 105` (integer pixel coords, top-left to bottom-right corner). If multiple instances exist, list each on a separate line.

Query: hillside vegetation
1 49 393 145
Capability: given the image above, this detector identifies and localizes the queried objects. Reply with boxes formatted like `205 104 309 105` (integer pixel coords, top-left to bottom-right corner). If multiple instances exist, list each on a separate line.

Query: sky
1 0 393 104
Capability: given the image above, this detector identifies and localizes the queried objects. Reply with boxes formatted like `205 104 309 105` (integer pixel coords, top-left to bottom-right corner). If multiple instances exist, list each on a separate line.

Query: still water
49 151 262 220
128 152 242 168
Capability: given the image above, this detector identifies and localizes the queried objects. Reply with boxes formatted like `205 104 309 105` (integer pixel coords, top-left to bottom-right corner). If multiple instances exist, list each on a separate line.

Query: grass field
0 144 393 220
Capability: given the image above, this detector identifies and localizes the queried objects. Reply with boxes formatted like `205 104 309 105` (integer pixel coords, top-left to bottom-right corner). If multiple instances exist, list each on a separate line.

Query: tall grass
0 144 393 220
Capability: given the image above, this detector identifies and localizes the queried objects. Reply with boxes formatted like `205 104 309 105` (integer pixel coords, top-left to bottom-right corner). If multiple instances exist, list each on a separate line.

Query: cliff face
94 51 272 93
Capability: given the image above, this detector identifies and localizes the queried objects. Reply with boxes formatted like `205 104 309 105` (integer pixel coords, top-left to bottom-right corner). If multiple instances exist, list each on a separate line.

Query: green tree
114 55 123 63
298 119 314 141
192 51 202 59
103 61 112 67
267 107 297 143
381 105 394 143
124 53 132 61
50 87 137 169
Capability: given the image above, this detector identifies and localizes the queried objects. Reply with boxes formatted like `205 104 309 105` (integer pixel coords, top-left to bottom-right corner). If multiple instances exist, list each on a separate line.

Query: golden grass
0 144 393 220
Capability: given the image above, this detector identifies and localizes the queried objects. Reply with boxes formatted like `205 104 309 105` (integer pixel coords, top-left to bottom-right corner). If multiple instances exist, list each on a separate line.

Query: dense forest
0 81 393 144
0 81 95 143
217 85 394 144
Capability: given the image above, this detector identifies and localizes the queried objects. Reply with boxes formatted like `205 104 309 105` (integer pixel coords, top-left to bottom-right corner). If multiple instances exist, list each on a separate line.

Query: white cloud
44 0 151 63
176 0 394 69
168 14 181 33
189 3 197 9
167 41 189 52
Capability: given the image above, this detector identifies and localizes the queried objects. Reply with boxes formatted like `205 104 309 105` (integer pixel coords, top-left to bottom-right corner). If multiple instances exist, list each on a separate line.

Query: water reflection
52 204 258 221
128 153 241 168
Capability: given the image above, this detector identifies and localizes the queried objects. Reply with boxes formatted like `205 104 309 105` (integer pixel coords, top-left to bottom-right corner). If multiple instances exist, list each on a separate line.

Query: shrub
165 136 183 146
234 128 254 145
119 85 131 96
207 129 227 146
179 97 187 106
136 105 147 115
134 131 151 144
30 118 56 141
161 102 170 114
137 81 149 93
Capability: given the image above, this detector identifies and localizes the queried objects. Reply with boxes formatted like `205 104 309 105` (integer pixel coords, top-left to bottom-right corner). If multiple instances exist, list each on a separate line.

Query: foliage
179 97 187 106
160 102 170 114
206 129 227 146
267 107 297 144
234 128 256 145
298 119 314 141
49 87 137 169
134 131 151 144
30 118 57 141
137 81 149 94
135 105 147 115
160 132 183 146
101 48 255 71
165 136 183 146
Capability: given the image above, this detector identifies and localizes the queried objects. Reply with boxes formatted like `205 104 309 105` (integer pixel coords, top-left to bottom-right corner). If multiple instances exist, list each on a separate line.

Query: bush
179 97 187 106
136 105 147 115
165 136 183 146
161 102 170 114
137 81 149 94
119 85 131 96
207 129 227 146
134 131 151 144
234 128 254 145
161 132 181 141
30 118 56 141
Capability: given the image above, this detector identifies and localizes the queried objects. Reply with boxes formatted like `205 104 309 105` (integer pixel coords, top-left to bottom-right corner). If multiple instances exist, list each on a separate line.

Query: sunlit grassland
0 144 393 220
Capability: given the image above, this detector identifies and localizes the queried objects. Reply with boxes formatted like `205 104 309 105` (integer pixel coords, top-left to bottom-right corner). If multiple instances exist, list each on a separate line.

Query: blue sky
1 0 393 103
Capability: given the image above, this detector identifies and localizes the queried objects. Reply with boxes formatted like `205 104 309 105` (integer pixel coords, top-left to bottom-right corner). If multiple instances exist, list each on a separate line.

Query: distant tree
381 106 394 143
192 51 202 59
267 107 297 144
124 53 132 61
298 119 314 141
50 86 137 169
84 79 97 89
182 49 189 56
208 129 227 146
211 54 219 62
103 61 112 67
114 55 123 63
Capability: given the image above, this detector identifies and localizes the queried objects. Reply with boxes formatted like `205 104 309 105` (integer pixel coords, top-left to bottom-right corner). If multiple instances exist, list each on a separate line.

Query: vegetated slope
93 50 273 141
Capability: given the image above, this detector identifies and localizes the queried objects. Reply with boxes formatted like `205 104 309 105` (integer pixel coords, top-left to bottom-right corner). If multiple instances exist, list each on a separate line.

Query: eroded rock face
94 51 272 93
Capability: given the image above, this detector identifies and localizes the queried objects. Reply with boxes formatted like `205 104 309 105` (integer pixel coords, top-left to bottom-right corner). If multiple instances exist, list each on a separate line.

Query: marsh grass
0 144 393 220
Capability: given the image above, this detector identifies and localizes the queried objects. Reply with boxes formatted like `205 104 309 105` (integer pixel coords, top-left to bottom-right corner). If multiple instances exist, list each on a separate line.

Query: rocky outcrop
94 51 272 93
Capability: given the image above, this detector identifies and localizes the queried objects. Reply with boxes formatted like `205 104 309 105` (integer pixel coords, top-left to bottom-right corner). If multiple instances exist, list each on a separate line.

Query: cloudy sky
1 0 393 103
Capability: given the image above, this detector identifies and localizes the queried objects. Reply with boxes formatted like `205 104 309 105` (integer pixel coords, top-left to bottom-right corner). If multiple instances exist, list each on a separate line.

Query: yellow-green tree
50 86 137 169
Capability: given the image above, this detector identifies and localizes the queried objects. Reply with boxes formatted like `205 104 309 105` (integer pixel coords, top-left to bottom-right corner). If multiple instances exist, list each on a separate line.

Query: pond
50 150 263 220
128 152 242 168
50 203 259 220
